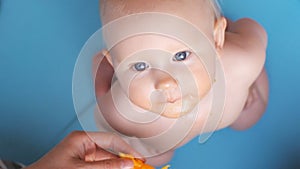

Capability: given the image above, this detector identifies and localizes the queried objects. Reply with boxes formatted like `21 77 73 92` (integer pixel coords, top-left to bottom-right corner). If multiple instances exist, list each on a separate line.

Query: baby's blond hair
100 0 223 24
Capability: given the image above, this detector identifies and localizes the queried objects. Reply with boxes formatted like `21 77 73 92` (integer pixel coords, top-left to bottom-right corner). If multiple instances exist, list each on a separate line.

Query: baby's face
102 0 221 118
109 35 212 118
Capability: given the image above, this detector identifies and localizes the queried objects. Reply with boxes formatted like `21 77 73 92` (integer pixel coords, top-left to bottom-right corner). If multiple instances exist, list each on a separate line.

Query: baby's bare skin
221 18 268 130
94 0 269 166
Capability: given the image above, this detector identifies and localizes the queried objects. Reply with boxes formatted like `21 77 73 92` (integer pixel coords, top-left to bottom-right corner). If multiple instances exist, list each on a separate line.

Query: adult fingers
85 147 119 162
83 158 133 169
88 132 144 160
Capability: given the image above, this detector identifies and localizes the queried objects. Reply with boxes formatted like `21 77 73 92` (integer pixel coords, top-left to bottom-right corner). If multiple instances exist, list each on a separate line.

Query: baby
93 0 269 166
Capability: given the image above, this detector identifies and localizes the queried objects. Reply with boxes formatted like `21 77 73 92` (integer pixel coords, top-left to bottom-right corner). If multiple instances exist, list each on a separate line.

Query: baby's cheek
128 78 153 110
198 75 212 98
190 62 212 99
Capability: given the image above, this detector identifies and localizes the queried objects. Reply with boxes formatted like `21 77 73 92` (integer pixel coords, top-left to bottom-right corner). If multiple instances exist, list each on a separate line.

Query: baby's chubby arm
219 18 269 130
221 18 268 87
226 18 268 48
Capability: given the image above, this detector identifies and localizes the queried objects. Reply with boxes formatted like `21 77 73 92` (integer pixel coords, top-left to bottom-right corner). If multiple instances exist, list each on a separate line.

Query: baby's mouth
167 94 197 103
153 93 196 105
152 95 198 115
167 96 181 103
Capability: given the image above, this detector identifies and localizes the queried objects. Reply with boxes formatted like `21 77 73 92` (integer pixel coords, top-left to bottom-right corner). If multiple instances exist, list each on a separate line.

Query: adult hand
25 131 143 169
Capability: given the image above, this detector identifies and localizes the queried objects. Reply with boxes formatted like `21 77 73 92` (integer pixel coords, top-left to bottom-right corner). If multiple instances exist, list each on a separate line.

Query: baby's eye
132 62 149 71
173 51 191 61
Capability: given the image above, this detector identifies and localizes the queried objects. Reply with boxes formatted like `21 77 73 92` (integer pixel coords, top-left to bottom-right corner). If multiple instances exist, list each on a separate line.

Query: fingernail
121 159 134 169
132 153 145 162
136 157 146 163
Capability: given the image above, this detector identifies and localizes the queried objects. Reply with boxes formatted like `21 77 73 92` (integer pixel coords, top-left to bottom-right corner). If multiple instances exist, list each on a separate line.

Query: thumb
84 158 134 169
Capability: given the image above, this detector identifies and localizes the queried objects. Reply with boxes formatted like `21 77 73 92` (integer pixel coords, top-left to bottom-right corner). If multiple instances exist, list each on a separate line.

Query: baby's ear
213 17 227 49
92 49 113 80
92 49 115 97
102 49 113 66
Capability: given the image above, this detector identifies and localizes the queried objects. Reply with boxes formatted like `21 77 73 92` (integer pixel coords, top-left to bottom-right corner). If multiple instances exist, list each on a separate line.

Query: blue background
0 0 299 168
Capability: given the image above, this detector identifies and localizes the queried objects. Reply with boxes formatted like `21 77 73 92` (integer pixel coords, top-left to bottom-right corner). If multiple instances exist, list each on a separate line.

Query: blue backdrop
0 0 299 168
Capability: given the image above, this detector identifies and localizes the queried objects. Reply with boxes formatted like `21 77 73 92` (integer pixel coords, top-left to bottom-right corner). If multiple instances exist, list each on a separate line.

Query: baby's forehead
110 34 188 62
100 0 214 25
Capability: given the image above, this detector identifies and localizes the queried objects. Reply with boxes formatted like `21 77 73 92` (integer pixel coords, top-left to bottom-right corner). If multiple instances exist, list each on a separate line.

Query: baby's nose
154 72 178 91
153 71 182 103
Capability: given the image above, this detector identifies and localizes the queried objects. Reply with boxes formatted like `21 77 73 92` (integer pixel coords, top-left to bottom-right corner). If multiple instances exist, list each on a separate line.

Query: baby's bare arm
220 18 267 87
220 18 269 130
226 18 267 48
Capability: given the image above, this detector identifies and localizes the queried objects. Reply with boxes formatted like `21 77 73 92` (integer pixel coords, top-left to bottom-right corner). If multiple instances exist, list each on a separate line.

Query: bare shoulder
220 18 268 86
227 18 268 48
